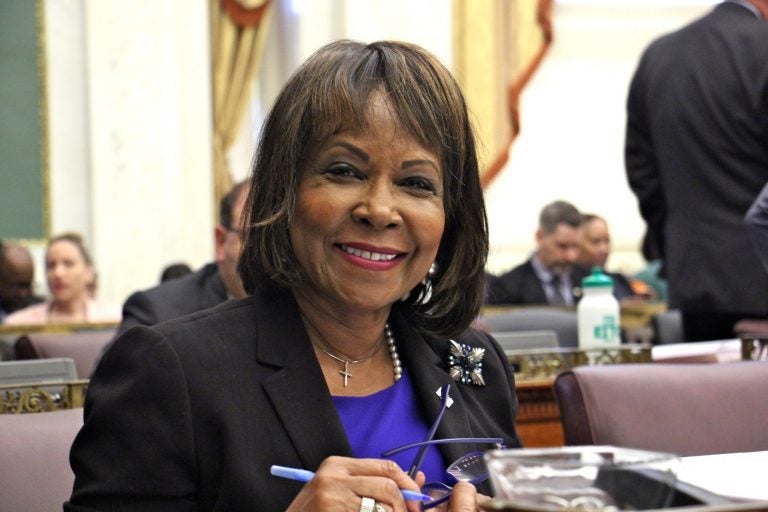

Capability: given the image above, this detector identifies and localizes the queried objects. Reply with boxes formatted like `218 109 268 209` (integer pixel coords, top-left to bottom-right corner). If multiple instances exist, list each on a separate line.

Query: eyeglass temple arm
407 384 451 478
382 438 505 457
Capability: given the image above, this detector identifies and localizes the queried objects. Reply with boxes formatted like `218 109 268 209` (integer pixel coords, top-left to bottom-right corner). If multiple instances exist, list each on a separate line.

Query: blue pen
270 465 431 502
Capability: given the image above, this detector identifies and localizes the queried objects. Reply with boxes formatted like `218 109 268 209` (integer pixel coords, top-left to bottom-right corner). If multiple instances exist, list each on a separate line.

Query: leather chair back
0 408 83 512
554 361 768 456
14 329 115 378
481 308 578 348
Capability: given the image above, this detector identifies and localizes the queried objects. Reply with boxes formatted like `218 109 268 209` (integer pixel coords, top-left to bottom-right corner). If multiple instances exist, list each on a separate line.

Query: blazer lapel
253 288 353 470
391 311 477 468
250 296 492 476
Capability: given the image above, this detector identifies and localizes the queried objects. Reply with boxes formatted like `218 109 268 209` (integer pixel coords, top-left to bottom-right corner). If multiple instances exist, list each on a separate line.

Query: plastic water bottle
578 267 620 349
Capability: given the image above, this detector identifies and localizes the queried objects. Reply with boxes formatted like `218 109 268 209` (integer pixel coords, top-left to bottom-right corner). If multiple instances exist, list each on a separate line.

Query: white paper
651 339 742 363
678 451 768 501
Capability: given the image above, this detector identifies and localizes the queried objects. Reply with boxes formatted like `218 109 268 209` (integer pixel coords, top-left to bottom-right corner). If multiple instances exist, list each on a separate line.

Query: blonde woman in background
5 233 120 324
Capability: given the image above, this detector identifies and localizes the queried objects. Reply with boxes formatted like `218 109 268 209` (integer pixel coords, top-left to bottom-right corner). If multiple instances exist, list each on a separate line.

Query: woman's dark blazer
66 285 521 512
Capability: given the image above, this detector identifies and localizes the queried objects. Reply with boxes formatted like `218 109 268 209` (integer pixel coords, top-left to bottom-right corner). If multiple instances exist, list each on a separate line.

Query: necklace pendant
339 361 352 387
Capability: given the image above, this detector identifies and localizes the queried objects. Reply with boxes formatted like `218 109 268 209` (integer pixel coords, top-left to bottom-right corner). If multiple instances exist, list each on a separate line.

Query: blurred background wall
5 0 713 304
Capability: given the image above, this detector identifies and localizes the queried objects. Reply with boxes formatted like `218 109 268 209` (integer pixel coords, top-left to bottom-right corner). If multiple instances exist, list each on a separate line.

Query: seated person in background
5 233 120 324
116 180 248 336
633 229 668 301
67 40 520 511
0 241 44 322
159 262 192 282
577 213 644 302
487 200 590 306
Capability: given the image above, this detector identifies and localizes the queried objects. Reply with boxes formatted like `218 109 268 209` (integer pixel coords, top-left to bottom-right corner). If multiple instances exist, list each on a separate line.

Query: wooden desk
515 378 563 447
512 345 652 448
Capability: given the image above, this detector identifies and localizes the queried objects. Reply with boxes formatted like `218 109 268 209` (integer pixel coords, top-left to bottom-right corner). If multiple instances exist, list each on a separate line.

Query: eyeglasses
381 384 504 509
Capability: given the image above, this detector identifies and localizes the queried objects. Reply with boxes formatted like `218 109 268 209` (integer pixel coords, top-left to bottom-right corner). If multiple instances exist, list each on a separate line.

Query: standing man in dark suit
487 200 590 305
116 181 249 336
625 0 768 341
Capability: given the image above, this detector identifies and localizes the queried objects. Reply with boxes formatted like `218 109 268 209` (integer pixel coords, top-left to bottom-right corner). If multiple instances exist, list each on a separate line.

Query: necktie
550 275 567 305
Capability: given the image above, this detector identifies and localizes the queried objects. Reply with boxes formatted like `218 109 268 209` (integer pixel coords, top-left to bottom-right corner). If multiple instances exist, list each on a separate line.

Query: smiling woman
67 40 520 512
239 41 492 340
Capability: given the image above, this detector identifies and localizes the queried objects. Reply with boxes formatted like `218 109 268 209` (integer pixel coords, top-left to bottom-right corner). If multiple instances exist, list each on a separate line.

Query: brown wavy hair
238 40 488 339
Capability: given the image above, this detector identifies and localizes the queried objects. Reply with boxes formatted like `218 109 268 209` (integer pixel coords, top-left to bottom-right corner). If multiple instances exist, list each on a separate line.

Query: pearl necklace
386 323 403 383
314 322 402 387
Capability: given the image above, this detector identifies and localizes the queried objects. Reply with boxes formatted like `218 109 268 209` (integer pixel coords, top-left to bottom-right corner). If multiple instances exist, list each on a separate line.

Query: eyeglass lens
382 383 504 509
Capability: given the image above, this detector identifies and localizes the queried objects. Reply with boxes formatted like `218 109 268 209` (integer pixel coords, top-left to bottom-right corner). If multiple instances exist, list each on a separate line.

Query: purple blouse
332 370 447 484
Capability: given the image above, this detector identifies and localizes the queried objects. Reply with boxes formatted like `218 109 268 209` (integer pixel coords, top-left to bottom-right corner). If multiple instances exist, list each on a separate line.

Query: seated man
116 181 248 336
577 213 643 302
487 200 590 305
0 242 44 322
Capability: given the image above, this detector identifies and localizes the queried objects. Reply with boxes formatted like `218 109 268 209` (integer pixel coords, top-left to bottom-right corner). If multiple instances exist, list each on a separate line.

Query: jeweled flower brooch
447 339 485 386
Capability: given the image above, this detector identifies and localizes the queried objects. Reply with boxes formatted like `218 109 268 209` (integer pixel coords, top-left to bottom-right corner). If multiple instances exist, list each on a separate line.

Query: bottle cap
582 266 613 288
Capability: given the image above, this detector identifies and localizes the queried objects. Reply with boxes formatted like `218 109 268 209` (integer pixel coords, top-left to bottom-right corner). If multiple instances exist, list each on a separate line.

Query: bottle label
593 315 619 342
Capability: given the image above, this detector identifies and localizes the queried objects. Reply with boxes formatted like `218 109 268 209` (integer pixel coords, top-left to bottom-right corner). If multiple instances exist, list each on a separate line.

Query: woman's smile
336 243 404 270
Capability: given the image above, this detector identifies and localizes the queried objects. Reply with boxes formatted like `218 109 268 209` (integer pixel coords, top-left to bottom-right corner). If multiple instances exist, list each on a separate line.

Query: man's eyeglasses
381 384 504 509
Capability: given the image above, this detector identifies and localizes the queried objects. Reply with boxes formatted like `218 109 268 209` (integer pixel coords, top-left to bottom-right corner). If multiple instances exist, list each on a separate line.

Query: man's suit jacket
626 1 768 315
117 262 228 336
486 260 590 305
746 181 768 273
67 286 521 511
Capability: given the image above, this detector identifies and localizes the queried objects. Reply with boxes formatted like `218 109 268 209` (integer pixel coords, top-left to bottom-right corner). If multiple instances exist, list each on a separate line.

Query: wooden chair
554 361 768 456
0 408 83 512
14 329 115 378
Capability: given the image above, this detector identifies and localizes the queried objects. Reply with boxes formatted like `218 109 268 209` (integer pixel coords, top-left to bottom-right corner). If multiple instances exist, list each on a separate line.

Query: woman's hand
286 456 424 512
436 482 489 512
